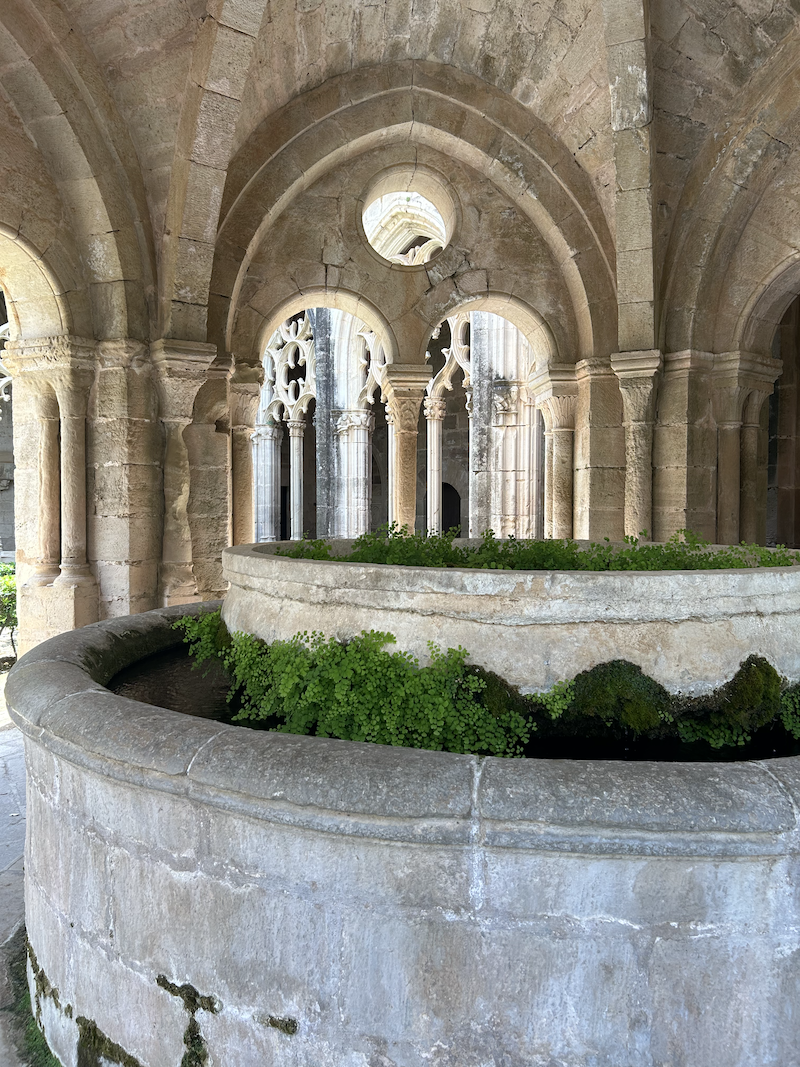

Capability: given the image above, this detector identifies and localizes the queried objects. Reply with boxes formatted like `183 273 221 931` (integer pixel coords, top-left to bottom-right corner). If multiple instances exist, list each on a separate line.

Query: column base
158 562 200 607
25 566 61 587
17 578 99 655
53 564 95 586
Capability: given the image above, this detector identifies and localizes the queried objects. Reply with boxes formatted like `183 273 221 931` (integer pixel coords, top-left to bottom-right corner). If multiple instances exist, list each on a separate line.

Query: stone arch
427 292 559 373
660 30 800 355
213 63 617 365
253 288 399 370
0 227 72 340
159 0 269 341
730 256 800 357
0 0 155 340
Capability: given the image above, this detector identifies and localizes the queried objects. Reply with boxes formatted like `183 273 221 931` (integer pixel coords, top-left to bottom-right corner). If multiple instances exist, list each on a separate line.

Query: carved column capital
336 410 375 435
253 419 283 444
151 338 218 422
611 350 662 425
2 335 96 413
424 397 447 421
541 394 577 431
287 418 306 438
712 350 781 426
492 383 519 424
386 395 422 434
383 364 429 432
529 363 578 432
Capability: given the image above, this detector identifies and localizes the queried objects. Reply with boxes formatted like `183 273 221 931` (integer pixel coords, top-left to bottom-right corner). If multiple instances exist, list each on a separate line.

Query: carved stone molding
611 350 662 426
336 410 375 434
711 350 781 426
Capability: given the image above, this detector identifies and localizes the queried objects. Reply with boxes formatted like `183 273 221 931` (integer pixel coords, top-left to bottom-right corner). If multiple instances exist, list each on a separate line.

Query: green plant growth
278 524 800 573
175 612 530 757
0 561 17 655
176 611 800 757
1 927 60 1067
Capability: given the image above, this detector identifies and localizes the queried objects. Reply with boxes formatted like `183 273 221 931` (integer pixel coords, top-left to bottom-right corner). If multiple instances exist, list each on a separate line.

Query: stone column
540 405 554 539
90 340 160 618
612 351 662 540
33 391 60 584
531 367 578 541
230 367 261 546
2 336 98 649
547 397 577 539
491 384 519 538
385 406 395 526
151 339 216 605
652 350 716 542
383 366 430 534
712 352 778 545
468 313 492 537
253 421 283 542
531 403 545 539
740 388 771 545
516 394 533 539
309 308 335 537
425 397 446 534
287 419 306 540
335 411 374 538
54 379 93 582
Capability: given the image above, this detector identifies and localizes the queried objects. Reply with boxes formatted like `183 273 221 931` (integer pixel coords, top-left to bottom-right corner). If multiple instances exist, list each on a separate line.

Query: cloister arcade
250 306 545 543
0 1 799 652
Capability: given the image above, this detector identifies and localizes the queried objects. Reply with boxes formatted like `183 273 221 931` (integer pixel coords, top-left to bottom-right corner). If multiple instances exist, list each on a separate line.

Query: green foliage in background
0 561 17 654
278 524 800 572
177 611 800 757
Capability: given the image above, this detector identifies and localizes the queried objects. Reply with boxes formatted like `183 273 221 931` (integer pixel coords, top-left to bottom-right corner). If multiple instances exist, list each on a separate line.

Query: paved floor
0 668 29 1066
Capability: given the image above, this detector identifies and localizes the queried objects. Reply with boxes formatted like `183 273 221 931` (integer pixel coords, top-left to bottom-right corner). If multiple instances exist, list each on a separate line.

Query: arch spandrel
213 64 617 366
659 27 800 356
225 137 579 372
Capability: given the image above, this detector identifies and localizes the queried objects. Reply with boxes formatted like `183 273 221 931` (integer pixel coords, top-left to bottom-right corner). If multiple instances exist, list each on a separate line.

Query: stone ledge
7 607 800 854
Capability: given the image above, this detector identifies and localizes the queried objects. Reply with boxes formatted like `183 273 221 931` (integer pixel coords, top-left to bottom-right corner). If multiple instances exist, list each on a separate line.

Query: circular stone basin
7 605 800 1066
223 541 800 695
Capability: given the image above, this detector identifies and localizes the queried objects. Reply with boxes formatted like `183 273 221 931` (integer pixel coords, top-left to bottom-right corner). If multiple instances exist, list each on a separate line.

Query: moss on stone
76 1017 143 1067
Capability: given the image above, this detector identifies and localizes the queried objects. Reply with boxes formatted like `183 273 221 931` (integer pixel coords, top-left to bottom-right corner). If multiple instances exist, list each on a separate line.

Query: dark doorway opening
280 485 289 541
442 482 461 535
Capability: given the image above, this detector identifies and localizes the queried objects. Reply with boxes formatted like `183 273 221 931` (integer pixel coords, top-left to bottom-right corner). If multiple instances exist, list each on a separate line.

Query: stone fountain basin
7 605 800 1067
223 541 800 694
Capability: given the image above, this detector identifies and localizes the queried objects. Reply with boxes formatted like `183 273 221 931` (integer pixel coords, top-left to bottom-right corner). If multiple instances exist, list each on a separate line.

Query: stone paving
0 669 28 1066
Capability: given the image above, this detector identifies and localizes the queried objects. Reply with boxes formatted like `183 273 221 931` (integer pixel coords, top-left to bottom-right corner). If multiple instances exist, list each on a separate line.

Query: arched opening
253 307 389 540
767 296 800 546
441 483 461 535
423 308 546 538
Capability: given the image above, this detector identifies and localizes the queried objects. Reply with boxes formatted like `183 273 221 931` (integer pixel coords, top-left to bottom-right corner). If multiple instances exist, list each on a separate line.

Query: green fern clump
675 655 782 748
175 611 531 757
780 686 800 739
175 613 800 757
173 610 231 672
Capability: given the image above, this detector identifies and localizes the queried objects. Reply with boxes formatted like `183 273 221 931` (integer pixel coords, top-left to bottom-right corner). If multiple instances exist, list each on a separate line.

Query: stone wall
223 543 800 695
8 607 800 1067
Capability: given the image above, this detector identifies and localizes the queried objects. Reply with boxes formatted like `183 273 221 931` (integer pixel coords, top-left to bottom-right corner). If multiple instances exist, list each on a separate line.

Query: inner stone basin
223 541 800 695
7 604 800 1066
